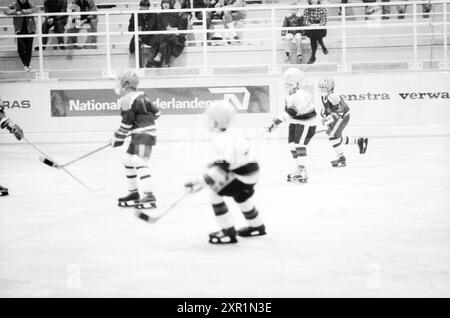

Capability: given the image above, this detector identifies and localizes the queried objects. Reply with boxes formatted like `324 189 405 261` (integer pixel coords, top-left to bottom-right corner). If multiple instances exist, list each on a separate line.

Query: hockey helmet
114 69 139 95
205 100 237 132
283 68 304 93
318 77 335 96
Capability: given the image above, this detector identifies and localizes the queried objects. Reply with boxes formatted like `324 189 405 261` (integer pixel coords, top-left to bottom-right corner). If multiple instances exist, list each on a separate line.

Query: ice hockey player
185 100 266 245
0 100 24 196
266 68 317 183
111 70 161 209
318 77 368 167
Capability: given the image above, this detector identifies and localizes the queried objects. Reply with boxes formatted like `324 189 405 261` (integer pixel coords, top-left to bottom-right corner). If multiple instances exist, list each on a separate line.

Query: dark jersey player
318 77 368 167
111 70 161 209
0 101 24 196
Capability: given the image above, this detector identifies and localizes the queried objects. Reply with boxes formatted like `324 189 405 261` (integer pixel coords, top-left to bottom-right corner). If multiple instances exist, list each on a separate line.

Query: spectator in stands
65 0 82 49
172 0 192 31
148 0 186 67
128 0 157 59
39 0 68 50
303 0 328 64
281 3 305 63
215 0 246 43
4 0 38 72
75 0 98 49
193 0 217 42
361 0 376 20
397 0 432 19
381 0 391 20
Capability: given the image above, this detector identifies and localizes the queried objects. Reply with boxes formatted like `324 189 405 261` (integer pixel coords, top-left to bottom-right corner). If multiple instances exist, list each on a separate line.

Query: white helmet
283 68 304 93
114 69 139 95
318 77 335 96
205 100 236 131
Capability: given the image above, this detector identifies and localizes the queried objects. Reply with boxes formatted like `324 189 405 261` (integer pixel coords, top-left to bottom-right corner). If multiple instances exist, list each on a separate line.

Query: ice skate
237 224 266 237
134 192 157 210
0 186 9 196
118 191 140 207
357 137 369 154
209 227 238 244
331 155 346 167
287 165 308 183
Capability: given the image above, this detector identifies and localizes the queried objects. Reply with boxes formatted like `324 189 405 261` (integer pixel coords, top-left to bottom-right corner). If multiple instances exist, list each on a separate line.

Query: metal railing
0 0 448 79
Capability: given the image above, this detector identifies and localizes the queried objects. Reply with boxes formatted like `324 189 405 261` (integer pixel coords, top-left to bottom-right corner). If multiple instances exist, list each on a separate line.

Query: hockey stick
258 127 327 140
23 137 98 191
135 190 191 224
40 143 111 169
315 128 328 135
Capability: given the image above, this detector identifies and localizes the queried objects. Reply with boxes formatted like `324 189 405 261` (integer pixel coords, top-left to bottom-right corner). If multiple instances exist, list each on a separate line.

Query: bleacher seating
0 0 448 79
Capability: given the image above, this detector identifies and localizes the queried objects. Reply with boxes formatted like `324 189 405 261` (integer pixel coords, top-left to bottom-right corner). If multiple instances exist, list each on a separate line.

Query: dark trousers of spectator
17 30 34 67
84 18 98 48
307 30 327 64
67 28 81 48
382 0 391 19
195 11 212 40
42 18 67 46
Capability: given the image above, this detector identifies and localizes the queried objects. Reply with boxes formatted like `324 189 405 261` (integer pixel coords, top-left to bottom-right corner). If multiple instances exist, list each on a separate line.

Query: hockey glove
267 118 282 133
110 133 125 147
322 114 335 126
1 118 24 140
11 124 23 140
185 179 204 193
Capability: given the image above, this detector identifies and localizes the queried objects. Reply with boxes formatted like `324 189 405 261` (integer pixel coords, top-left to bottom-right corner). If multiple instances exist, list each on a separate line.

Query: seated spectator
128 0 157 59
215 0 246 43
281 3 305 63
381 0 391 20
172 0 191 31
75 0 98 49
147 0 186 67
397 0 432 19
362 0 377 20
37 0 68 50
193 0 217 42
303 0 328 64
4 0 38 72
65 0 82 49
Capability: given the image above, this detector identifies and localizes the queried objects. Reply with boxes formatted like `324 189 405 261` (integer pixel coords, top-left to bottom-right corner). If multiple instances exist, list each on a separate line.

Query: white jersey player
266 68 318 183
185 101 266 245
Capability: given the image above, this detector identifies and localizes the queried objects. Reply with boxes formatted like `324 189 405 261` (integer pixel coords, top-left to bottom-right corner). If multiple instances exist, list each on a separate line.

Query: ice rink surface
0 136 449 297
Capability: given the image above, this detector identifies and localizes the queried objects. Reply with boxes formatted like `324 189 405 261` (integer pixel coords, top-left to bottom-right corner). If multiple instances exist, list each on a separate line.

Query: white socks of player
123 155 153 194
212 202 235 230
125 165 138 193
237 199 263 228
290 144 307 168
329 137 344 157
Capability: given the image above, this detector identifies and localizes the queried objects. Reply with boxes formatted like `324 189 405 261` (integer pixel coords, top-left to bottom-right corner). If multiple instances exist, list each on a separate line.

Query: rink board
0 71 449 143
